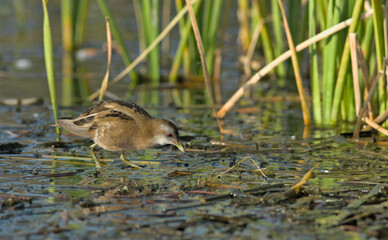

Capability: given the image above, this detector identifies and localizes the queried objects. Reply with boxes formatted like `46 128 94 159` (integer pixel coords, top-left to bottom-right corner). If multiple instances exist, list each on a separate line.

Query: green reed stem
42 0 60 137
74 0 89 49
175 0 186 31
322 0 342 125
361 18 374 65
205 0 223 76
178 0 192 76
61 0 75 106
141 0 160 88
201 0 211 48
133 0 146 52
371 0 386 114
288 0 301 43
271 0 285 78
152 0 161 79
309 0 321 124
330 0 364 124
253 1 274 71
13 0 26 31
317 0 327 29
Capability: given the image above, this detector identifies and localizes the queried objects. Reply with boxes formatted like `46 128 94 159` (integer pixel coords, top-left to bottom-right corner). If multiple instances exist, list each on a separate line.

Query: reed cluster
41 1 388 129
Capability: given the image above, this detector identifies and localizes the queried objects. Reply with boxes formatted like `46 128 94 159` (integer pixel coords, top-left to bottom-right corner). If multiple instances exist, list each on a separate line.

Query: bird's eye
168 133 173 138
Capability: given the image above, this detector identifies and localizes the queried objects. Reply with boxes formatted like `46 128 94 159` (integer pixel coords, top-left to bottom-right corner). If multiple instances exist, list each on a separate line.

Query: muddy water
0 101 387 239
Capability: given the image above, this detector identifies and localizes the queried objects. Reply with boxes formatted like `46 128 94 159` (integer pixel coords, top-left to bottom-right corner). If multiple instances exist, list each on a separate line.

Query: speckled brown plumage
56 100 184 168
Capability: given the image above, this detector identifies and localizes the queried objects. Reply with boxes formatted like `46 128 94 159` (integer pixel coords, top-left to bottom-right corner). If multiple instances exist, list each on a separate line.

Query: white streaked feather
57 118 92 138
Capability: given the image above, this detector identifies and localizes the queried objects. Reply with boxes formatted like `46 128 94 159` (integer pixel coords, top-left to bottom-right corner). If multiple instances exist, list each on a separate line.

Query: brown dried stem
99 17 112 101
353 69 383 138
277 0 310 125
185 0 223 134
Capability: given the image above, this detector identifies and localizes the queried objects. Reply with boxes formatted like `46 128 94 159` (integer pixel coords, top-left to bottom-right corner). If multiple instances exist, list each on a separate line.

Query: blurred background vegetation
1 0 387 127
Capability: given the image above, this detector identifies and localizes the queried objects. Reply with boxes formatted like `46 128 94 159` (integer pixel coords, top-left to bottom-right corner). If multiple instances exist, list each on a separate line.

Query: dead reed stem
353 69 383 138
277 0 311 125
291 163 319 194
350 33 362 117
185 0 224 134
99 17 112 101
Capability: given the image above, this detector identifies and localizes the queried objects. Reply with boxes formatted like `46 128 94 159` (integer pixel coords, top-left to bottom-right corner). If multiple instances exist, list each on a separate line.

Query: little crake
56 100 185 168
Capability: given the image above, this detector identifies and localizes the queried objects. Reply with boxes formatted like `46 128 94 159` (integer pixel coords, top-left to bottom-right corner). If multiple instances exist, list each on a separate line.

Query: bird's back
57 100 154 140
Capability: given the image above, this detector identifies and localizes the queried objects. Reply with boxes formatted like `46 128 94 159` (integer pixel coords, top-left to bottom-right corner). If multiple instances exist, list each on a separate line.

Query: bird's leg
120 153 142 169
89 143 102 169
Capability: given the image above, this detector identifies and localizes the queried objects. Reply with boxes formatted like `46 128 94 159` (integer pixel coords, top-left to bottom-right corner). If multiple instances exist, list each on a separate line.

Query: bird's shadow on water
1 104 388 239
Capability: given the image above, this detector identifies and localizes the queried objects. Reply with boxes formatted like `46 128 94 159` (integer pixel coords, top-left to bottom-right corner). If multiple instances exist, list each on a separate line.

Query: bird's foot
89 143 103 169
120 154 142 169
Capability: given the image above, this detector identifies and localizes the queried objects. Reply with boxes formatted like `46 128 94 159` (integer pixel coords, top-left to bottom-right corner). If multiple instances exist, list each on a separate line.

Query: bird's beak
174 141 185 153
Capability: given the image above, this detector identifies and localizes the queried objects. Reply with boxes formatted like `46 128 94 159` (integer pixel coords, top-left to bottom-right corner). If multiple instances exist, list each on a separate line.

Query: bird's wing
82 100 153 126
58 100 152 139
57 113 99 138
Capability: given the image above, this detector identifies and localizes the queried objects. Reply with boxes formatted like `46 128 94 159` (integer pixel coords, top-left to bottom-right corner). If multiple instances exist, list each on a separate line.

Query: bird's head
151 119 185 153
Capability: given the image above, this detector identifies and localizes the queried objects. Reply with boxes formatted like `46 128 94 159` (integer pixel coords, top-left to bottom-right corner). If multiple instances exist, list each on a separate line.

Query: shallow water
1 102 387 239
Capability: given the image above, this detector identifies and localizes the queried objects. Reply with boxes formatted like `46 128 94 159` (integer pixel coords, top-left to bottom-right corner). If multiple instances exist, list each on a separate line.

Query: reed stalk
88 0 200 101
175 0 192 76
237 0 250 52
288 0 301 44
185 0 223 134
361 18 374 66
204 0 223 77
253 1 274 69
42 0 60 136
61 0 75 106
99 17 112 101
201 1 212 48
317 0 327 29
13 0 26 30
371 0 386 114
73 0 90 101
277 0 311 125
169 0 201 83
271 0 286 78
142 0 160 87
161 0 171 57
61 0 74 53
74 0 89 49
133 0 146 52
216 9 374 119
322 0 343 125
330 0 364 124
309 0 321 124
96 0 139 88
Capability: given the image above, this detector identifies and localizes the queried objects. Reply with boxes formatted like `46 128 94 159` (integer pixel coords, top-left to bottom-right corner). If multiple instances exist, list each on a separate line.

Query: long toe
89 143 103 169
120 154 142 169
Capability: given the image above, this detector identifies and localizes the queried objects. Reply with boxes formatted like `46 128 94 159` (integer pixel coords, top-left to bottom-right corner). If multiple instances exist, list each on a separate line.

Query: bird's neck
139 118 163 147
